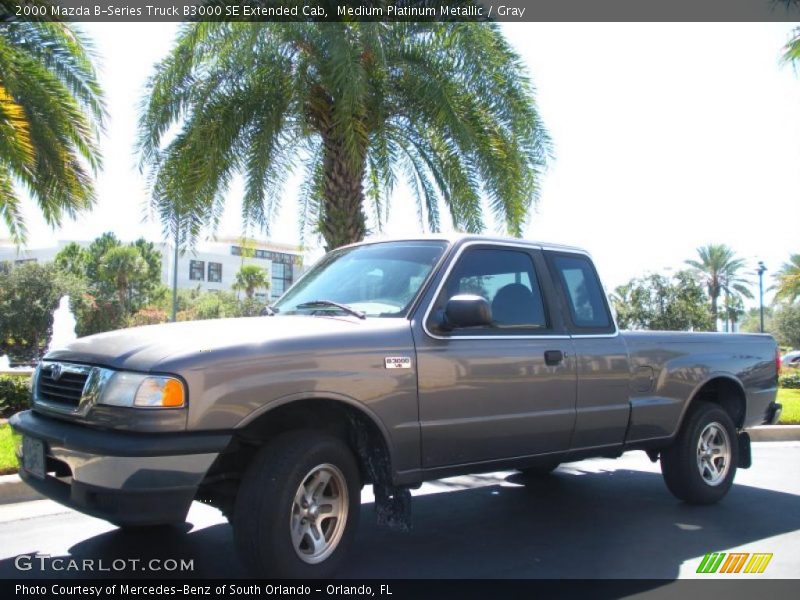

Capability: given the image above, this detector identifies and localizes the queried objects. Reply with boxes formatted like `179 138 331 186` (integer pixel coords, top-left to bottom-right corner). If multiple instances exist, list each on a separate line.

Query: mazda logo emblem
49 363 63 381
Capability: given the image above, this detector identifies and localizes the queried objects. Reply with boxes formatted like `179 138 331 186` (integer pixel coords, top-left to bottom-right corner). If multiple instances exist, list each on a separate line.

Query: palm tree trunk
320 133 366 251
709 286 719 329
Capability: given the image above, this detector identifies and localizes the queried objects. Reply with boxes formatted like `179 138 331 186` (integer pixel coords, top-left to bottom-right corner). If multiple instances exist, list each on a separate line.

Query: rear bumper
743 388 782 428
9 410 231 526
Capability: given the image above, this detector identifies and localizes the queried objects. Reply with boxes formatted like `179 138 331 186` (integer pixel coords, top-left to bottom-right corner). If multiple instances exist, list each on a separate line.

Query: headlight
99 373 185 408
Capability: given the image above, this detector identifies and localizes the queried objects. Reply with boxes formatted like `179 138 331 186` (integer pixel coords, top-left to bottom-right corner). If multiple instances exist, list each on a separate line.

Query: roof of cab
340 233 591 255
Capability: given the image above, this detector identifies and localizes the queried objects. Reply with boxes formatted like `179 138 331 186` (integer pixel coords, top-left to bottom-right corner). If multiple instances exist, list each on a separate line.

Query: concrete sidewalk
0 474 41 505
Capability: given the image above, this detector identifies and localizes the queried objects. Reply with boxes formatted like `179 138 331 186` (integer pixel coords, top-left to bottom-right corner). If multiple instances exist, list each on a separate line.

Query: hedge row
779 371 800 389
0 376 31 417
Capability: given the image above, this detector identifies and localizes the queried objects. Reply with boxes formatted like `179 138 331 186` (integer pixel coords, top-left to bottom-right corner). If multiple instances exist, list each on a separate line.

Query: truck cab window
550 254 613 331
439 248 547 330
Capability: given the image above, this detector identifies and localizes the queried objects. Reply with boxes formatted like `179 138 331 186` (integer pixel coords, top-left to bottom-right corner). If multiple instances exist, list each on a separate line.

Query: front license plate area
22 436 46 480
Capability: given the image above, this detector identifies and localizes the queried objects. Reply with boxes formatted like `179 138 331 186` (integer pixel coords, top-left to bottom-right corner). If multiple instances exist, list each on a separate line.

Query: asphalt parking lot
0 442 798 580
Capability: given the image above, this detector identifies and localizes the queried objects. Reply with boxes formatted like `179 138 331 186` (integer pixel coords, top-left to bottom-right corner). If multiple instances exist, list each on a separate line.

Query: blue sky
4 22 800 303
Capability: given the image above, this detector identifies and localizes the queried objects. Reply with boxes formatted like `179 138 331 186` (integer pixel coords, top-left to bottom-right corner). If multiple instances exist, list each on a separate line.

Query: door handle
544 350 564 366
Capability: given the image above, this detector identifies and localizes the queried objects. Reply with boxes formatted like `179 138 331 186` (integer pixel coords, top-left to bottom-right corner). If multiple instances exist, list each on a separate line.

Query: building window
271 262 293 298
190 260 205 281
208 262 222 282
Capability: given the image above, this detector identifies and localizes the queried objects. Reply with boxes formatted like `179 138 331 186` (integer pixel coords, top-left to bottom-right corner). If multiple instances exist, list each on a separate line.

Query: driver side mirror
438 295 493 331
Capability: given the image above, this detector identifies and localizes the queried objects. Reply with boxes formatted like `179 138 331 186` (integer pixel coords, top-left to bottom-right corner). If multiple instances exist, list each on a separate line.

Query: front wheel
660 401 738 505
233 430 361 578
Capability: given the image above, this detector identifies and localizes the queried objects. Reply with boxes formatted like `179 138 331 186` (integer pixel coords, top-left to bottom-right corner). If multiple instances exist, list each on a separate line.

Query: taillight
776 347 782 376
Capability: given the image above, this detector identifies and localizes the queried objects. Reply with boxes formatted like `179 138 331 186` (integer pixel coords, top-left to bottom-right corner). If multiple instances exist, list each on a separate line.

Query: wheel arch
197 393 396 517
676 374 747 434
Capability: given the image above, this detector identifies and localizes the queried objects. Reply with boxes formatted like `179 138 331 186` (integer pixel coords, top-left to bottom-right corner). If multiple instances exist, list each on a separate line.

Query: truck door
412 243 577 469
544 251 632 450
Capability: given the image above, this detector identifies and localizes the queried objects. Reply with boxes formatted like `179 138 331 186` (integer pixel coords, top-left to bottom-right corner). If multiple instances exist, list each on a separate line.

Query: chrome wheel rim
696 422 731 486
290 463 349 564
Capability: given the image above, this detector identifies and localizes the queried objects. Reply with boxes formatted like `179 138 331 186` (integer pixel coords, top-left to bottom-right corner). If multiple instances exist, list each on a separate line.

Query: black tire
660 401 738 505
233 430 361 578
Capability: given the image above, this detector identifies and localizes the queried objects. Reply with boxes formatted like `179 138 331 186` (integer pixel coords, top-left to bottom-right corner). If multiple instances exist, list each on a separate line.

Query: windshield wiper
295 300 366 320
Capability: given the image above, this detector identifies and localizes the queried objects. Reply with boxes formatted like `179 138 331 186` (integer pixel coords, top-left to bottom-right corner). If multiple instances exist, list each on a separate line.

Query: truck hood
44 315 381 372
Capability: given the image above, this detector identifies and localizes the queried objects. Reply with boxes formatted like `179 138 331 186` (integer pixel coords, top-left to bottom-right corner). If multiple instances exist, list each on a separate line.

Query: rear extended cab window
546 252 616 335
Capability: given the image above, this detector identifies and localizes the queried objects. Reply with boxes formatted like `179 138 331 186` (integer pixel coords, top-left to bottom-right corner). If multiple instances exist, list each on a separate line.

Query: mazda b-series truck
11 235 781 577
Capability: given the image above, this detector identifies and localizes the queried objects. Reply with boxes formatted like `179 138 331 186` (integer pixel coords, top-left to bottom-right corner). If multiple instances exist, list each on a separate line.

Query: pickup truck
11 235 782 578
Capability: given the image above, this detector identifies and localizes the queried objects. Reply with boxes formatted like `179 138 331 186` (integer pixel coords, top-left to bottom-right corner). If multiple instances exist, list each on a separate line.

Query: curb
0 474 42 505
747 425 800 442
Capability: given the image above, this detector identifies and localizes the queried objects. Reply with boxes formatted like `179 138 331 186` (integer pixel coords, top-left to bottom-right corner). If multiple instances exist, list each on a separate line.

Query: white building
0 237 304 302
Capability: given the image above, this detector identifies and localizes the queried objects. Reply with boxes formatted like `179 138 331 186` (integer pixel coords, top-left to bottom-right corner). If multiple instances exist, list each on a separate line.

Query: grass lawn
0 424 19 475
777 388 800 425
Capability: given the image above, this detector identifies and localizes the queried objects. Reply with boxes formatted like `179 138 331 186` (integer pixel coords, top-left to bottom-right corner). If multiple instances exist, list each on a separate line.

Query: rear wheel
660 402 738 505
233 430 361 578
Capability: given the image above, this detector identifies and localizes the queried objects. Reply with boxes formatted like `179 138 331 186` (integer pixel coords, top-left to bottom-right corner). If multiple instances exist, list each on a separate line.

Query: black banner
2 0 800 22
3 580 800 600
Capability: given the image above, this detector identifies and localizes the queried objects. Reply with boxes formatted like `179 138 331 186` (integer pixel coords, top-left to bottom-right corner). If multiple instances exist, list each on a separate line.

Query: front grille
37 364 89 407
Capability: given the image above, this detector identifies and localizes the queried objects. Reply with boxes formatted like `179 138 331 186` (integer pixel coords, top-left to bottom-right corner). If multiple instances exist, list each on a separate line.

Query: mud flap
738 431 752 469
374 484 412 532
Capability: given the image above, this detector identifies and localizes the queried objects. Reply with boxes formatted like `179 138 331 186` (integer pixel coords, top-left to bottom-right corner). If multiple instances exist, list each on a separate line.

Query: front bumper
10 410 231 526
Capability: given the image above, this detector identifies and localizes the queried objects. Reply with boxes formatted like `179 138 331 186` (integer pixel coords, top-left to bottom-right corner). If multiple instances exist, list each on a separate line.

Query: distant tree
129 238 165 306
0 21 104 243
721 294 746 332
233 265 270 300
55 232 164 313
0 262 83 362
53 242 88 278
608 280 637 330
740 306 775 335
685 244 753 326
773 303 800 349
774 254 800 304
71 294 127 337
98 246 147 311
610 271 714 331
84 232 122 286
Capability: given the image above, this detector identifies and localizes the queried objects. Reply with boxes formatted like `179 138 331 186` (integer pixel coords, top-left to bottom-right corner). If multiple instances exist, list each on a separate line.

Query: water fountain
47 295 78 353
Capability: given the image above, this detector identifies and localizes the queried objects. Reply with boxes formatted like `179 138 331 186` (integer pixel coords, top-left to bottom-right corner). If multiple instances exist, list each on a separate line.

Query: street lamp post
171 214 181 323
757 261 767 333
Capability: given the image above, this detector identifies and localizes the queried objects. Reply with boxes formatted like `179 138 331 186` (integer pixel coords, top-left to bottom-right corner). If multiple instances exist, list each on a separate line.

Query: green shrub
0 375 31 417
779 371 800 389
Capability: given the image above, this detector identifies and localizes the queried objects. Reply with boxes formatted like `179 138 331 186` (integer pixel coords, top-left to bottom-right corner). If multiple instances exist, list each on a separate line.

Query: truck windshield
273 241 448 318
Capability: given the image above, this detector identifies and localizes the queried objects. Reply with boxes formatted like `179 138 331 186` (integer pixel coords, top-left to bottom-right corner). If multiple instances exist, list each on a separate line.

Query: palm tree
685 244 753 326
0 20 104 243
784 24 800 64
775 254 800 303
233 264 270 300
721 294 745 332
98 246 146 311
138 20 550 251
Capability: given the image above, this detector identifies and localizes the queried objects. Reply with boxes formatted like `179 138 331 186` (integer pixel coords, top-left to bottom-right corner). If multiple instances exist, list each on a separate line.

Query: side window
438 248 548 330
550 254 612 330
